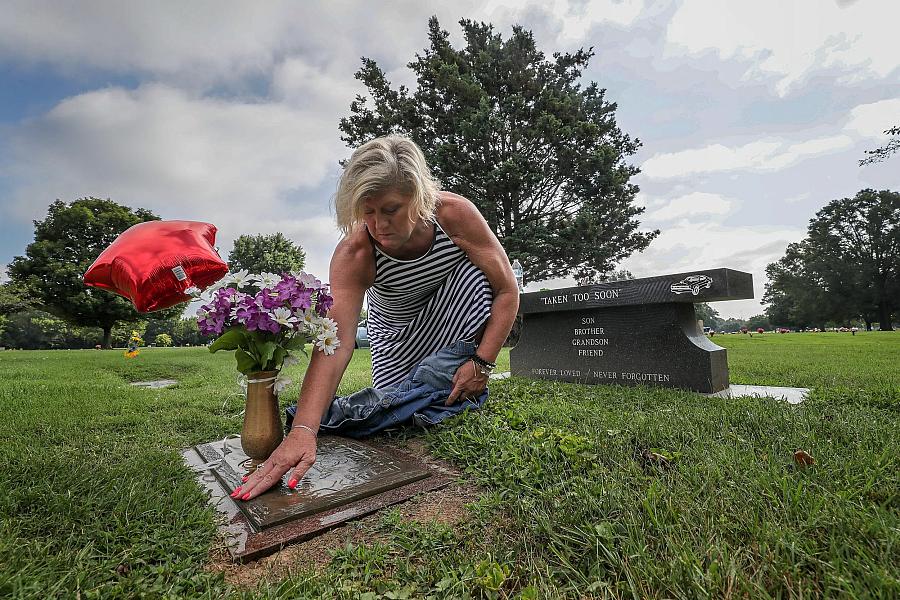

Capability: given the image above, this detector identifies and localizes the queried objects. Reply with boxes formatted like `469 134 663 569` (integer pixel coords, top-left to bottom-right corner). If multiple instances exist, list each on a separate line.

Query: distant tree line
694 303 772 333
763 189 898 331
0 308 209 350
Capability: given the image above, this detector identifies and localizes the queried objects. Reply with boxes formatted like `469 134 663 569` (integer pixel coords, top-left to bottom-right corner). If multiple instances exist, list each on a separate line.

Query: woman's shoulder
435 192 483 236
332 226 376 285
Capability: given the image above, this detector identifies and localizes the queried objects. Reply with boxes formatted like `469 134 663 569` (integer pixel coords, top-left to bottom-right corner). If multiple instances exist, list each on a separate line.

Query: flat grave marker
183 435 452 561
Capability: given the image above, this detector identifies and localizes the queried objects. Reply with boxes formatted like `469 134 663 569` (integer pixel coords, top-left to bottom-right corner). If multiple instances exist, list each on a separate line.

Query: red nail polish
241 493 250 500
241 476 248 483
288 478 297 489
233 486 242 495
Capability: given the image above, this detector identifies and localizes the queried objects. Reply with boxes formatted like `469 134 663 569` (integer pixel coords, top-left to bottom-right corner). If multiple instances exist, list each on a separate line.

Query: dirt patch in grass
207 436 483 588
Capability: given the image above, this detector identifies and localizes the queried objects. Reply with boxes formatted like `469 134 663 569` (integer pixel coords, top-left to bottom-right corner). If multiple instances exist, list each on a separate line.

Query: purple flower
198 315 226 336
234 301 259 325
316 292 333 316
256 288 281 310
290 287 313 312
273 275 299 302
254 312 281 334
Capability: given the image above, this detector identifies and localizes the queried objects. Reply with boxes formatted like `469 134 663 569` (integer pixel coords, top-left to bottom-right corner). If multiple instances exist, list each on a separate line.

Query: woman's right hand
230 429 318 501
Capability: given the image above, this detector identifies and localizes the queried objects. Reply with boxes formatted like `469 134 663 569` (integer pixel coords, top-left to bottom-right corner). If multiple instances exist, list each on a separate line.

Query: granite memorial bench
509 268 754 393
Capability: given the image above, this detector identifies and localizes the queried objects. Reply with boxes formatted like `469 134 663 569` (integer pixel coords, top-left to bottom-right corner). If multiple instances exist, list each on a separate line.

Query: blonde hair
334 134 441 236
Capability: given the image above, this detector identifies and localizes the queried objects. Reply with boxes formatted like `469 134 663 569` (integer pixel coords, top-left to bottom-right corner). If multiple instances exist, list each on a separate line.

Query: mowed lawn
0 332 898 598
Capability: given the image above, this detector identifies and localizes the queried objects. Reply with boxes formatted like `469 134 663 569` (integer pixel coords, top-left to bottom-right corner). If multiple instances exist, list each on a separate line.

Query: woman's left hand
446 359 489 405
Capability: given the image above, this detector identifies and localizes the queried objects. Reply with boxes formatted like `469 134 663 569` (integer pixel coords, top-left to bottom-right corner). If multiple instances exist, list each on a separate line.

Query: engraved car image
670 274 713 295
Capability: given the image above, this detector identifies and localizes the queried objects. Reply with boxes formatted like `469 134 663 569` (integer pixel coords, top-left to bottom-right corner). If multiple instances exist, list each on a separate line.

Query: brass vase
241 370 283 466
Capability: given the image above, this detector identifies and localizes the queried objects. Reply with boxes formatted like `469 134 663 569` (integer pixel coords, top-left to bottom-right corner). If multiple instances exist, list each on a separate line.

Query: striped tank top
366 221 493 388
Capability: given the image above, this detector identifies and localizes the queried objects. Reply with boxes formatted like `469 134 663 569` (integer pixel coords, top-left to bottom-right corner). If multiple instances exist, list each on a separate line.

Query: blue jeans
286 340 487 438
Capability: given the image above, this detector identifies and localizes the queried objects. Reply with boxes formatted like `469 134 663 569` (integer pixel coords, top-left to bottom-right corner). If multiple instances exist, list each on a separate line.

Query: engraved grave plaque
184 435 453 561
195 436 431 531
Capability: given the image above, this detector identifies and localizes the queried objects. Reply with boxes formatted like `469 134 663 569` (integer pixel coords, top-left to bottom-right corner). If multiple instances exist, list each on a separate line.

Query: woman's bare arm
236 231 374 500
437 192 520 403
289 233 375 431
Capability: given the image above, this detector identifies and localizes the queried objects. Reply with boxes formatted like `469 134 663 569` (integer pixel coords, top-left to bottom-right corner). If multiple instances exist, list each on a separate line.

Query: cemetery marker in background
510 268 753 393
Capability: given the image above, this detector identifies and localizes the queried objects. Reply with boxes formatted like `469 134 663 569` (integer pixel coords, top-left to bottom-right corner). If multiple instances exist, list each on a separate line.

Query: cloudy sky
1 0 898 319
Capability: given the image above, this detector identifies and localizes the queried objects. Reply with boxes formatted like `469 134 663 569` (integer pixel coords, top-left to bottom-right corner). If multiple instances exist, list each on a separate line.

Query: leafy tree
8 198 183 347
764 189 899 330
720 317 746 333
746 314 771 331
695 303 724 330
860 125 900 166
807 189 898 330
339 17 657 283
763 242 834 329
0 309 104 349
0 282 31 316
227 233 306 275
144 315 176 343
172 317 209 346
154 333 173 347
576 269 634 286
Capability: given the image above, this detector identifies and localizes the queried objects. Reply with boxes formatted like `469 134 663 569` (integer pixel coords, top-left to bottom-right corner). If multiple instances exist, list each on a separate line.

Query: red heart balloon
84 220 228 312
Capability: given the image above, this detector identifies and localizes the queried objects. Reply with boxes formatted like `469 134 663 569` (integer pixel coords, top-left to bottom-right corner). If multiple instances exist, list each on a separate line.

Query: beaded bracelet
471 354 496 370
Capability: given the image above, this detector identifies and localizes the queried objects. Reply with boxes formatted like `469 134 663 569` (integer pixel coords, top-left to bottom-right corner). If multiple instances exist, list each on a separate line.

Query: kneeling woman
235 135 519 500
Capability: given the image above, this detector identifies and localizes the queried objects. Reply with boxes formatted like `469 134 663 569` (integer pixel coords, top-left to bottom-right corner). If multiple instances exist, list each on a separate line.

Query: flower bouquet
196 270 338 462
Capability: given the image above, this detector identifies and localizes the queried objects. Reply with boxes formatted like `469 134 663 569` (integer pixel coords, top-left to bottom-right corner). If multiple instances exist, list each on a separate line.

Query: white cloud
784 192 810 204
0 2 298 84
645 192 734 221
4 83 350 284
2 1 615 85
8 84 345 221
844 98 900 138
665 0 900 95
271 57 367 110
619 220 807 318
641 134 854 179
526 0 646 42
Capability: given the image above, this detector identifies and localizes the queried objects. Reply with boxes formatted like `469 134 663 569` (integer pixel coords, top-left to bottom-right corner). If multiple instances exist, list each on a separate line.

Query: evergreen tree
340 17 657 283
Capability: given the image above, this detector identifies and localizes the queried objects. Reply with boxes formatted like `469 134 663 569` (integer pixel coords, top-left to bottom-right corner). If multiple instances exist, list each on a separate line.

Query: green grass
1 332 898 598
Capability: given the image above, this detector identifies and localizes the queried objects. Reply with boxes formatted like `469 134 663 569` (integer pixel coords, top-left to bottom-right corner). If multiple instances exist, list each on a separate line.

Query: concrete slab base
704 384 809 404
490 373 808 405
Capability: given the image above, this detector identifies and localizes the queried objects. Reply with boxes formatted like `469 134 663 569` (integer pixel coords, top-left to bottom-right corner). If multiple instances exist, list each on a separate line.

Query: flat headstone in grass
511 268 753 393
182 436 452 562
130 379 178 389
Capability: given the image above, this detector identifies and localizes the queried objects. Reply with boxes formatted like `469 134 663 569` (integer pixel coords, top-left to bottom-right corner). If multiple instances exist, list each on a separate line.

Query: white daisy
300 309 322 330
317 316 338 337
253 272 280 288
224 269 252 289
271 307 297 327
316 331 341 355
